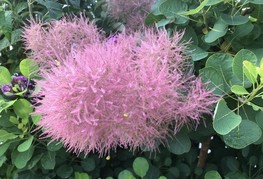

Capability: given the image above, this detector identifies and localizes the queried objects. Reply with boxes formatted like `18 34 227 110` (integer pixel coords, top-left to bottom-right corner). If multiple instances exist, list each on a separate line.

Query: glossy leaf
213 99 242 135
223 120 262 149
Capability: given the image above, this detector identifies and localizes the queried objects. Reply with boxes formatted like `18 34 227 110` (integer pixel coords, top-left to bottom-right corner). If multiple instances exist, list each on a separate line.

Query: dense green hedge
1 0 263 178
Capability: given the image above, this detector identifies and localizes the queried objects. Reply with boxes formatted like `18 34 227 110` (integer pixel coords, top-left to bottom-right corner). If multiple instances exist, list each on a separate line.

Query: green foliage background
1 0 263 178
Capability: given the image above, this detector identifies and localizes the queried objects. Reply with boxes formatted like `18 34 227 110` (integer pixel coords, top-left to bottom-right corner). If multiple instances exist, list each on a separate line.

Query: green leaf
27 153 43 169
179 0 209 15
231 85 249 95
159 0 188 24
74 172 90 179
17 135 34 152
223 120 262 149
81 157 96 172
13 99 33 118
167 130 191 155
41 151 56 170
13 146 34 169
0 143 10 156
0 155 7 167
213 99 242 135
206 0 224 6
0 129 17 143
233 49 258 82
205 53 234 92
31 115 41 125
205 171 222 179
249 0 263 4
0 99 17 113
0 66 11 85
221 14 249 25
200 67 224 95
133 157 149 177
243 60 258 84
56 164 73 178
256 112 263 129
19 58 39 78
118 170 136 179
189 44 208 61
47 140 63 151
204 19 228 43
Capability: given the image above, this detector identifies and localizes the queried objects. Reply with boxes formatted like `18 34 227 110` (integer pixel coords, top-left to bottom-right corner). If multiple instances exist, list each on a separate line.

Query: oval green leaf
13 99 33 118
14 146 34 169
223 120 262 149
221 14 249 25
233 49 257 82
213 99 242 135
19 58 39 78
118 170 136 179
56 164 73 178
205 171 222 179
167 130 191 155
243 60 258 84
0 129 17 143
17 135 34 152
204 19 228 43
41 151 56 170
0 66 11 85
231 85 249 95
133 157 149 177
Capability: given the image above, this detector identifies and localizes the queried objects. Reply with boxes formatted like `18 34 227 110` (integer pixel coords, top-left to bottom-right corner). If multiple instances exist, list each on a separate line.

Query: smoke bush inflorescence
107 0 154 33
24 17 218 156
22 16 102 68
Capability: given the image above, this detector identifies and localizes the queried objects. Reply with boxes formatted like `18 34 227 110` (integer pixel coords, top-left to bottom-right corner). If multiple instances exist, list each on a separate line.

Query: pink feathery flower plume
33 28 218 156
22 16 102 68
107 0 155 33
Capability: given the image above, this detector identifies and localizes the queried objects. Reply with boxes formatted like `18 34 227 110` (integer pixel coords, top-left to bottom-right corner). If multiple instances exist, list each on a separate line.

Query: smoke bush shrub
24 17 218 156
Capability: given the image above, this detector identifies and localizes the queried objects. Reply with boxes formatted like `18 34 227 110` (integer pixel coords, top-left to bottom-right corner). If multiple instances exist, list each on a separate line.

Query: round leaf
213 99 242 135
204 19 228 43
167 130 191 155
223 120 262 149
133 157 149 177
0 66 11 85
14 146 34 169
233 49 257 82
56 164 73 178
19 58 39 78
17 135 34 152
81 157 96 172
231 85 249 95
118 170 135 179
41 151 56 170
205 171 222 179
13 99 33 118
221 14 249 25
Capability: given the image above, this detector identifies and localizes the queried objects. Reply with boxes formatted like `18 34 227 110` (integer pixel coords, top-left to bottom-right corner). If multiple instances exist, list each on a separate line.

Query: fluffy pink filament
34 29 218 156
